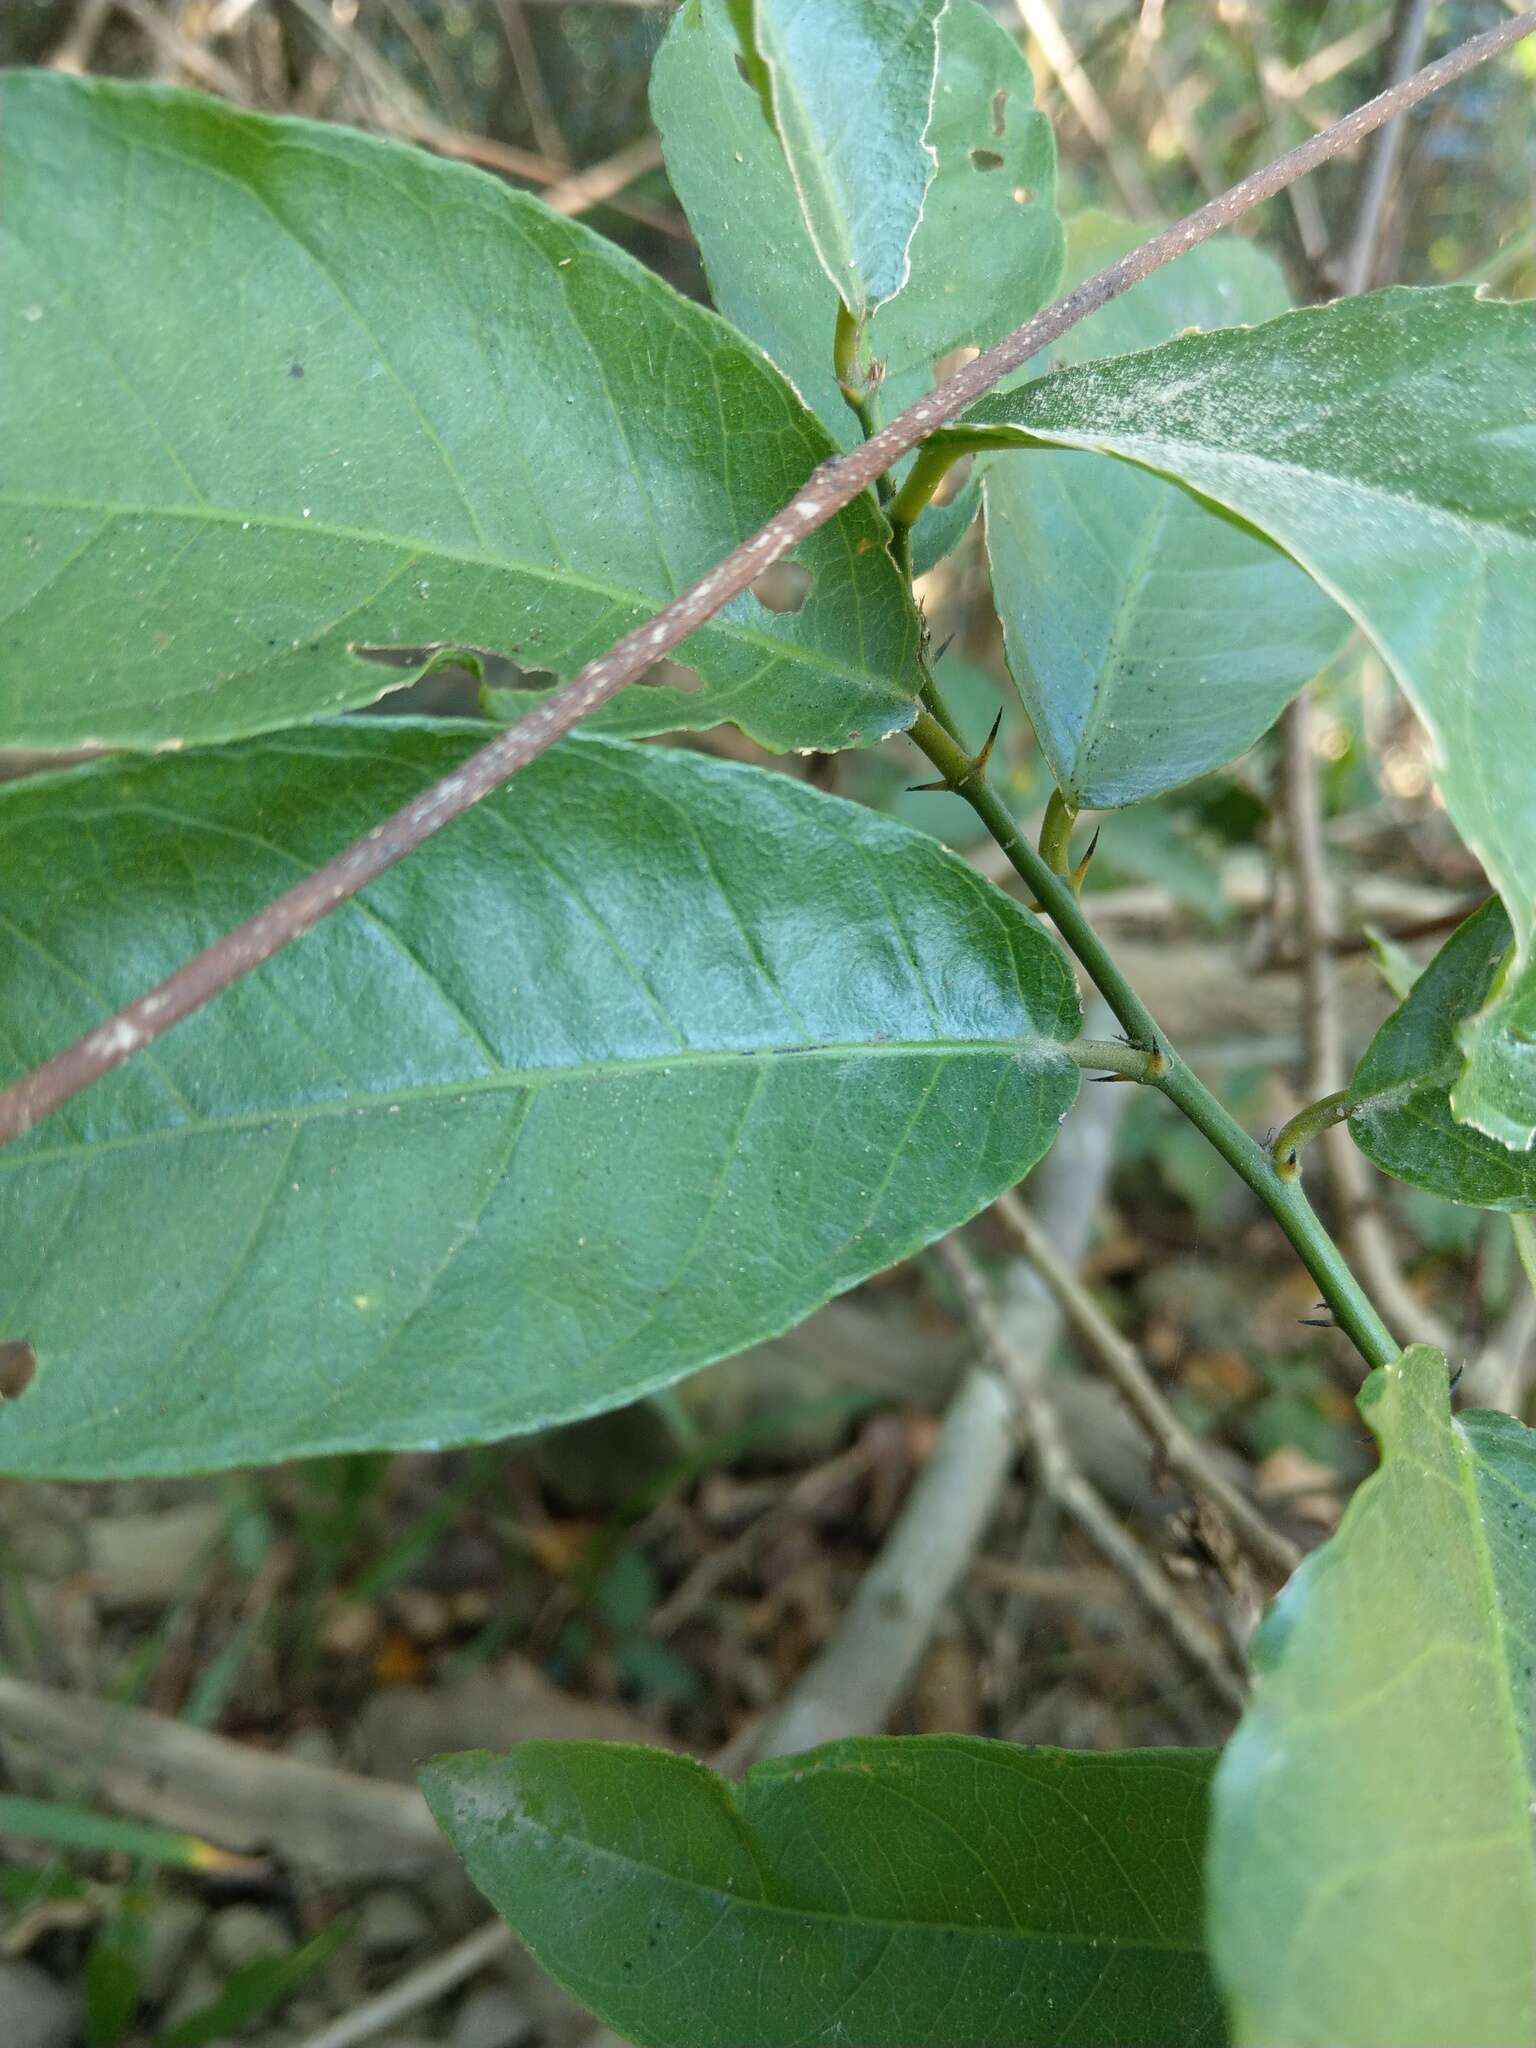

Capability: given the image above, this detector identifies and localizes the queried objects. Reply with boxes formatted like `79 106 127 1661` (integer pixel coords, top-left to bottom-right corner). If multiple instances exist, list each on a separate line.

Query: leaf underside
653 0 1062 467
982 215 1350 809
959 288 1536 1143
1350 900 1536 1210
0 72 919 756
0 724 1079 1479
424 1736 1226 2048
1209 1346 1536 2047
736 0 945 320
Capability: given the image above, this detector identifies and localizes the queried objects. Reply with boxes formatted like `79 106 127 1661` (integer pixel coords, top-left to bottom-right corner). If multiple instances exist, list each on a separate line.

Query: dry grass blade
0 1674 449 1876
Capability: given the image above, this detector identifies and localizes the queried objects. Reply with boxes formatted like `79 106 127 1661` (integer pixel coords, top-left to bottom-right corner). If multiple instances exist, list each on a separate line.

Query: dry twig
47 0 114 72
1335 0 1437 295
540 132 666 216
934 1235 1247 1712
1278 695 1457 1356
496 0 568 166
993 1189 1301 1576
1012 0 1158 216
296 1921 514 2048
0 1674 449 1875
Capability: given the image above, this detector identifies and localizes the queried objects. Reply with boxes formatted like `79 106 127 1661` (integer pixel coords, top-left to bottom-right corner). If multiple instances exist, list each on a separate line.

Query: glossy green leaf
0 72 920 756
1349 900 1536 1210
0 723 1079 1479
1456 957 1536 1163
653 0 1062 463
955 288 1536 1142
423 1737 1225 2048
734 0 944 320
983 216 1349 807
1209 1345 1536 2046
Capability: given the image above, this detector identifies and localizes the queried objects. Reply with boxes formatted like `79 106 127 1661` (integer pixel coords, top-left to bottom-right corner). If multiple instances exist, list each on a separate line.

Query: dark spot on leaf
289 360 305 379
0 1341 37 1401
734 51 752 85
991 88 1008 137
750 560 812 614
971 148 1005 172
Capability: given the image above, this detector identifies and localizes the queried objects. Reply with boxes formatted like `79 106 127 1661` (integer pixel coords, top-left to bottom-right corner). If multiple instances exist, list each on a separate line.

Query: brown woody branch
2 7 1533 1150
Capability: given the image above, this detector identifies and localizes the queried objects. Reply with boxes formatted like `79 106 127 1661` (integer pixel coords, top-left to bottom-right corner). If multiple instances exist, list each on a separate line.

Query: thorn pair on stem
1087 1032 1165 1085
907 705 1004 793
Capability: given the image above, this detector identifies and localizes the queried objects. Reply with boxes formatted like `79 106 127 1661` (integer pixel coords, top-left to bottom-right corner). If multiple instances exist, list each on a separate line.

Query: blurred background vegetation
0 7 1532 2048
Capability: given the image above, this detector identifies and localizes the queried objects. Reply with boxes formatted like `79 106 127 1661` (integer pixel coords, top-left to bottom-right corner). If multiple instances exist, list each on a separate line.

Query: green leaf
1209 1345 1536 2047
423 1737 1225 2048
0 72 919 756
733 0 944 321
955 287 1536 1140
1361 922 1422 1002
982 215 1349 809
0 1795 239 1871
1515 1213 1536 1301
0 723 1079 1479
1455 956 1536 1163
86 1897 148 2048
158 1920 350 2048
1349 899 1535 1210
653 0 1062 458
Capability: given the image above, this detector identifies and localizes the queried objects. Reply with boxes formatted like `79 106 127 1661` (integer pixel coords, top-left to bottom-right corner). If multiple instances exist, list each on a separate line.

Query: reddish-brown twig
2 8 1532 1150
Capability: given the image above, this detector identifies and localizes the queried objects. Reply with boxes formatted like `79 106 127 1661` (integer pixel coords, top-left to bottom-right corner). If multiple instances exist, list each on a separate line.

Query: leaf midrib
492 1809 1206 1958
1451 1406 1536 1951
0 491 888 687
967 428 1534 549
3 1035 1056 1176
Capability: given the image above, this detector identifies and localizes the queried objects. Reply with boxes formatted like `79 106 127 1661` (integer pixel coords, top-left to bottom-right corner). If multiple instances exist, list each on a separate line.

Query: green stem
1271 1088 1358 1180
887 443 964 554
1038 787 1079 882
834 301 884 450
916 673 965 745
1069 1038 1168 1083
910 708 1398 1373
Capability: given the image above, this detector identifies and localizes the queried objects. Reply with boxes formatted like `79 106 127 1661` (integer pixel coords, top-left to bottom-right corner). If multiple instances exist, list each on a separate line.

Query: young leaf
423 1737 1225 2048
732 0 945 323
1515 1214 1536 1301
1361 922 1423 1002
1456 963 1536 1166
982 217 1349 807
1348 899 1536 1210
953 288 1536 1144
1209 1346 1536 2047
653 0 1062 452
0 724 1079 1479
0 73 919 757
